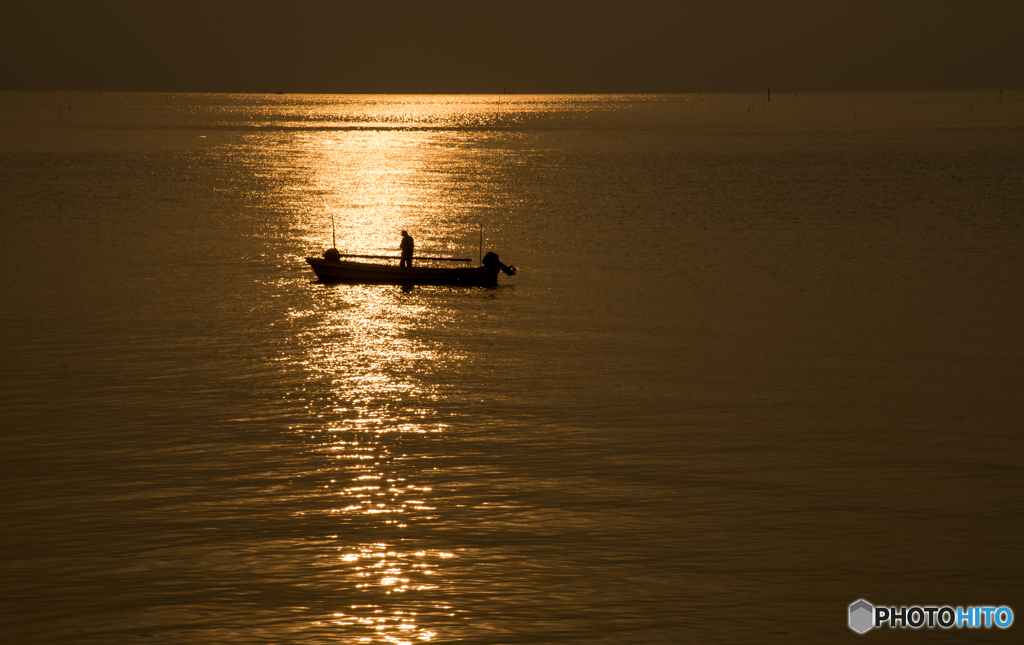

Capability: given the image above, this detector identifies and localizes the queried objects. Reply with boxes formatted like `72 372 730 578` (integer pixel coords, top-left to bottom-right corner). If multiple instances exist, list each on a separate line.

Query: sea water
2 91 1022 643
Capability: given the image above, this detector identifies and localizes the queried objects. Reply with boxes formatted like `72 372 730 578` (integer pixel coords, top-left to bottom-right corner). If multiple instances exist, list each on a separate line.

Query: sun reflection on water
291 288 459 403
318 600 442 643
246 96 525 264
255 97 525 642
290 395 459 642
286 266 470 643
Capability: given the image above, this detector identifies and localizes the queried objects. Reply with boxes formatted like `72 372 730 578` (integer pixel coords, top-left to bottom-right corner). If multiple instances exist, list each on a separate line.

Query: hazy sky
5 0 1023 93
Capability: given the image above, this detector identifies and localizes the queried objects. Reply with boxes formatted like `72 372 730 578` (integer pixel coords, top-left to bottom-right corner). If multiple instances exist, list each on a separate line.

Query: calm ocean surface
2 91 1022 643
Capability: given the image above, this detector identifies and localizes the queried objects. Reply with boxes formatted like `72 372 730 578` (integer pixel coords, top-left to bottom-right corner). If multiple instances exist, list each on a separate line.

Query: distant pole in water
767 88 770 103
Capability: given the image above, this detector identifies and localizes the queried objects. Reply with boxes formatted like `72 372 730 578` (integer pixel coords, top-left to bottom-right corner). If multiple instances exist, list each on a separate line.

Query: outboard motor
482 251 517 276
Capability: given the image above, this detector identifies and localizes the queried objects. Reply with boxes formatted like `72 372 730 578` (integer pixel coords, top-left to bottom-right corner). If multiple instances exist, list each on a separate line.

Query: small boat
306 249 516 287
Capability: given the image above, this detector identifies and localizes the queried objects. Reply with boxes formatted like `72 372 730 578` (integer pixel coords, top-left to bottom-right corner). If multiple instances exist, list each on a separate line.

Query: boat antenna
478 222 483 265
332 216 337 249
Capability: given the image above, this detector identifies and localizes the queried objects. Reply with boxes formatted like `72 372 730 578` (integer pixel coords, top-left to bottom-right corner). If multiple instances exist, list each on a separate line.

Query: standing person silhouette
399 230 414 268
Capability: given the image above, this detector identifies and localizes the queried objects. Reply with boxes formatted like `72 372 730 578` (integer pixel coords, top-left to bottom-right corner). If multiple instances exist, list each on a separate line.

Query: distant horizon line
2 87 1020 96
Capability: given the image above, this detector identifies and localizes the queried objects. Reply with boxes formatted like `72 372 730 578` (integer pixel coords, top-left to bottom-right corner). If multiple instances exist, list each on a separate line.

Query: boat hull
306 258 500 286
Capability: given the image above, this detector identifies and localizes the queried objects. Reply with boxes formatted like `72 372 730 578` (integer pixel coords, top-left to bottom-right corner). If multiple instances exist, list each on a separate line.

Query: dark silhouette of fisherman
399 230 414 268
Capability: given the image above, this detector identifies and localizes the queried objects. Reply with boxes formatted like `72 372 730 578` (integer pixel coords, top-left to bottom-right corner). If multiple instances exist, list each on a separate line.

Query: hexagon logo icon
849 599 874 634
